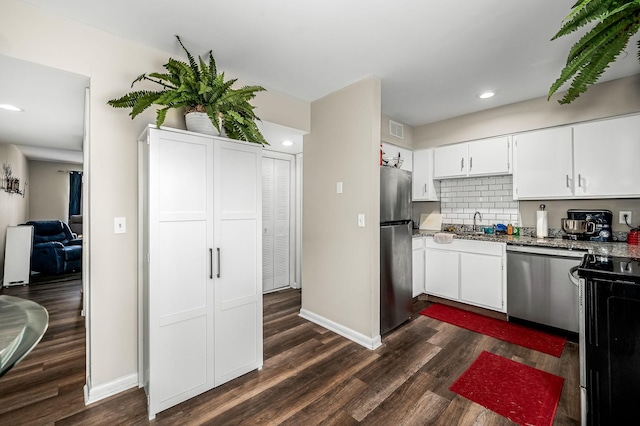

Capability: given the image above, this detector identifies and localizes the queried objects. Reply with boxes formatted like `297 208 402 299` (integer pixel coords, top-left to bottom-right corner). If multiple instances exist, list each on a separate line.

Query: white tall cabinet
138 126 263 419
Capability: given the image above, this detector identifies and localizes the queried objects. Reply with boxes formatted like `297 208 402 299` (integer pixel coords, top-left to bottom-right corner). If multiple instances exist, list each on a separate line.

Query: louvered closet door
262 156 291 293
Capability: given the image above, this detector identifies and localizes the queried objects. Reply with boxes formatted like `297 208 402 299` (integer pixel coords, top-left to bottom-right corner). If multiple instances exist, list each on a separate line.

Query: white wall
29 160 83 221
1 0 310 394
0 144 29 277
302 76 381 343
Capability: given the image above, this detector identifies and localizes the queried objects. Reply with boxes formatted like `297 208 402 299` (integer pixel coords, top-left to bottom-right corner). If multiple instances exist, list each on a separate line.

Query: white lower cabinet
424 238 506 312
425 247 459 300
412 237 425 297
459 251 504 311
139 126 263 419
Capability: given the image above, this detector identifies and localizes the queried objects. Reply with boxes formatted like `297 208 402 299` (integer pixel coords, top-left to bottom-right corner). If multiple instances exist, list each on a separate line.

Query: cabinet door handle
566 175 570 188
470 157 473 171
578 174 582 188
424 183 427 195
216 248 221 278
461 157 464 171
209 248 213 279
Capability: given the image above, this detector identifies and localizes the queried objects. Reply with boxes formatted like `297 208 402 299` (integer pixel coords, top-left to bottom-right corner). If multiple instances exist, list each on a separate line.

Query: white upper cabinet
434 136 511 179
513 114 640 200
381 142 413 171
573 114 640 198
434 143 468 178
412 148 438 201
467 136 511 176
513 127 574 199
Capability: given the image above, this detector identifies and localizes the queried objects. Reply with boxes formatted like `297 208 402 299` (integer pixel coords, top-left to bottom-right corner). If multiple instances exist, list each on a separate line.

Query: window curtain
69 171 82 217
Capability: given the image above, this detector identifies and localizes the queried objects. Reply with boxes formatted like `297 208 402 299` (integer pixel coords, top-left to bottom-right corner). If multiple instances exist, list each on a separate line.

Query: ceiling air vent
389 120 404 139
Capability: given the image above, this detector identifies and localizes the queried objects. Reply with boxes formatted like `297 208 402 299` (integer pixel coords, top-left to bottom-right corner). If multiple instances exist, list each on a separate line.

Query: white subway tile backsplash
437 175 520 226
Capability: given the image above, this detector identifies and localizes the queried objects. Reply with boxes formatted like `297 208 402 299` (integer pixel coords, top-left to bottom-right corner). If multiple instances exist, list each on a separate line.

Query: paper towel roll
536 211 548 238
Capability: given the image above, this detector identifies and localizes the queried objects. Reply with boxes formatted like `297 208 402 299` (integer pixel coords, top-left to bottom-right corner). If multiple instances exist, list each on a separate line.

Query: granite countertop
413 229 640 259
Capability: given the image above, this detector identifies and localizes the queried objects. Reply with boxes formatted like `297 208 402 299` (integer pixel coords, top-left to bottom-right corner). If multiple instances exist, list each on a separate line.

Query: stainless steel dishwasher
506 245 587 334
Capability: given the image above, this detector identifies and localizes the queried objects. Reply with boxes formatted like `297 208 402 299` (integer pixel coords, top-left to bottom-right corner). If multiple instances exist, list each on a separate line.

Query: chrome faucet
473 211 482 232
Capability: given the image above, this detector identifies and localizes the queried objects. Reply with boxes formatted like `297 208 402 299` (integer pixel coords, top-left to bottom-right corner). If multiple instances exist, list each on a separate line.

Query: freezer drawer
380 222 412 334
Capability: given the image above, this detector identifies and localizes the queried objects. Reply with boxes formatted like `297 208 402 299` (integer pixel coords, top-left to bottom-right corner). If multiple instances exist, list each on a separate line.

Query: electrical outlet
619 211 632 225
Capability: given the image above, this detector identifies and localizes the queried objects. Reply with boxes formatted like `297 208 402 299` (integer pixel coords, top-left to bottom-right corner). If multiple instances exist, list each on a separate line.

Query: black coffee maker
561 209 613 242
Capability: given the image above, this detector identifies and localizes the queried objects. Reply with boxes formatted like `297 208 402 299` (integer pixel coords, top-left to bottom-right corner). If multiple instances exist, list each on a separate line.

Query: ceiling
0 54 87 163
4 0 640 160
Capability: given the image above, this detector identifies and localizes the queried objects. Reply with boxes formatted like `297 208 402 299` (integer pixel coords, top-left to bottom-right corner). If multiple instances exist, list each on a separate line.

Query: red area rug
419 304 566 357
450 351 564 426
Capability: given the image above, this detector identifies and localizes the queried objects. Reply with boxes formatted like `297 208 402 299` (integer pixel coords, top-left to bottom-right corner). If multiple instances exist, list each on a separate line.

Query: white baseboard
299 308 381 350
84 373 139 405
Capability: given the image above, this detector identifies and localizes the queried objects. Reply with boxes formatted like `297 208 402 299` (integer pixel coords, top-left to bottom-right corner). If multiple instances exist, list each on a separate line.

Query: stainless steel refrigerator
380 166 413 335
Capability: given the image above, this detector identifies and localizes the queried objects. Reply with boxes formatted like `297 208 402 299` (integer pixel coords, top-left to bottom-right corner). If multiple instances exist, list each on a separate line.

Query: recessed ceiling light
282 140 293 146
477 91 496 99
0 104 24 112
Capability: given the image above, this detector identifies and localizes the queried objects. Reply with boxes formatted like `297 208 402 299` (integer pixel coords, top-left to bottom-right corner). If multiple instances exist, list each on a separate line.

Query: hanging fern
108 35 268 145
549 0 640 104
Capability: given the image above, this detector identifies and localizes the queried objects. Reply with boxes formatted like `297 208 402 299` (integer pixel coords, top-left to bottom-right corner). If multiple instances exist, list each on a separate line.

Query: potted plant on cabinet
108 35 268 145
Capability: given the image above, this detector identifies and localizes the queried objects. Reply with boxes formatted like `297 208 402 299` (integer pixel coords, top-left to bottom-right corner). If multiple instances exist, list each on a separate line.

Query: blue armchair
26 220 82 275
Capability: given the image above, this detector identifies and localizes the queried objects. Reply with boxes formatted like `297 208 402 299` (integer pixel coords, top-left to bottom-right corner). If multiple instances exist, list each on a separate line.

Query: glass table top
0 295 49 378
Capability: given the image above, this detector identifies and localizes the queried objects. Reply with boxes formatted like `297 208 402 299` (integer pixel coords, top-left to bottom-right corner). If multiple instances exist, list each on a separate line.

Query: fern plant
548 0 640 104
108 35 268 145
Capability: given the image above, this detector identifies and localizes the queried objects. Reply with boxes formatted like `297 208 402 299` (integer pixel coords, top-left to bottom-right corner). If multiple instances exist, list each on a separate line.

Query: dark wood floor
0 280 580 425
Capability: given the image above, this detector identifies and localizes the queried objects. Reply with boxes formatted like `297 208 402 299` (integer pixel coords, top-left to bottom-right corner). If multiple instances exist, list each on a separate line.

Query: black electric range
579 254 640 280
578 254 640 425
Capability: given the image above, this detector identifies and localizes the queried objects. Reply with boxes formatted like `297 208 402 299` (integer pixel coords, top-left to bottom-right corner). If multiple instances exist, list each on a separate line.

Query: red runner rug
419 304 566 357
450 351 564 426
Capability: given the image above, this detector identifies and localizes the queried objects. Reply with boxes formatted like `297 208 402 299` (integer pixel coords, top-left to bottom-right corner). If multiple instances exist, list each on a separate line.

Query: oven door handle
569 265 580 286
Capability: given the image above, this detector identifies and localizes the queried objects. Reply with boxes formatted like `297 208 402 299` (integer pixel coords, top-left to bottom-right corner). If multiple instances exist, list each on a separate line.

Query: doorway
0 54 89 392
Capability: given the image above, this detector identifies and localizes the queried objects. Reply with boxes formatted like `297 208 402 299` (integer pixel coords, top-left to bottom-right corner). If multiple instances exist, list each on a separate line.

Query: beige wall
29 161 83 222
519 199 640 233
302 76 381 339
1 0 310 391
0 144 29 277
380 114 414 149
414 74 640 148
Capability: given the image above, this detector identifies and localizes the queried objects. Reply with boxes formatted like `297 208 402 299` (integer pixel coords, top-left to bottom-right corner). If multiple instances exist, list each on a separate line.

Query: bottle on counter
507 223 513 235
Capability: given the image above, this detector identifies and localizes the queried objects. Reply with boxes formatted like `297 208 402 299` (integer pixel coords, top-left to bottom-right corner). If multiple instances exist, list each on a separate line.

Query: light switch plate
357 213 365 227
336 182 343 194
114 217 127 234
